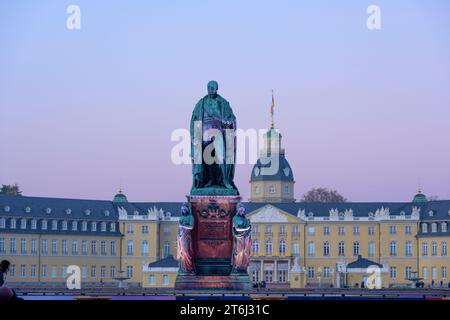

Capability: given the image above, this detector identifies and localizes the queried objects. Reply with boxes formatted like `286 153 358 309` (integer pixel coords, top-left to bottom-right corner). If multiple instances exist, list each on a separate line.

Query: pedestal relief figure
177 202 195 274
231 203 252 274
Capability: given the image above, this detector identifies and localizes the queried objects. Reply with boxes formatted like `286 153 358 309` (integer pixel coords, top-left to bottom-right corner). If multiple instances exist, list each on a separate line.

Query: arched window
252 240 259 255
431 223 437 233
62 220 68 231
82 221 87 231
265 240 273 255
441 222 447 233
421 223 428 233
101 222 107 232
91 222 97 232
279 240 286 256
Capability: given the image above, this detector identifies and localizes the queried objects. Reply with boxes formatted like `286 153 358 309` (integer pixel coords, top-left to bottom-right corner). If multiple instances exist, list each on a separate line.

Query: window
81 265 87 278
41 265 47 278
72 240 78 255
31 239 37 255
292 225 299 235
0 218 5 228
255 186 260 194
51 265 57 278
62 265 68 278
368 241 375 257
9 264 15 278
307 241 315 257
390 267 397 279
431 223 437 233
41 220 47 230
405 241 412 256
368 226 376 235
307 267 315 279
279 224 286 235
110 241 117 256
20 264 26 278
389 225 397 235
91 222 97 232
82 240 87 255
422 242 428 256
30 265 36 279
110 266 116 279
442 241 447 256
82 221 87 231
431 241 437 256
101 222 106 232
252 240 259 255
292 243 299 255
323 267 330 278
91 265 97 278
10 218 16 229
405 267 412 280
41 239 48 255
62 220 68 231
323 241 330 257
338 226 345 236
126 266 133 278
323 226 330 236
110 222 116 232
442 222 448 233
51 239 58 255
142 225 149 234
405 225 412 235
127 224 134 234
268 185 275 194
127 240 134 256
163 241 171 257
91 240 98 255
141 240 149 256
338 241 345 256
278 269 287 283
422 223 428 233
283 185 289 194
265 240 273 255
101 240 107 256
20 238 27 255
442 266 447 279
353 226 360 236
20 219 26 229
0 238 5 254
264 270 273 283
162 275 169 285
307 226 315 236
72 221 77 231
389 241 397 256
353 241 360 256
279 240 286 256
265 224 272 234
62 240 68 255
432 266 437 280
252 269 259 283
31 219 37 230
149 275 155 285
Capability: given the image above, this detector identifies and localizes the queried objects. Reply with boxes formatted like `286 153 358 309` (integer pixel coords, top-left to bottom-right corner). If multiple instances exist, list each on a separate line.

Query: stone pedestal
175 195 251 291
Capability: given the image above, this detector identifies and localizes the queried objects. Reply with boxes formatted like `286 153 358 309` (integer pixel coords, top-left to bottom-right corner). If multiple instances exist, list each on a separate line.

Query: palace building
1 99 449 290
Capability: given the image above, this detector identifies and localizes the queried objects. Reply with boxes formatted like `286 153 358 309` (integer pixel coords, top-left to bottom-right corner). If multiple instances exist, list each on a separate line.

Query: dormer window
400 211 405 216
72 221 78 231
104 210 110 217
442 222 447 233
0 218 5 228
422 223 428 233
51 220 58 230
3 206 10 212
428 210 434 217
10 218 16 229
268 185 275 194
45 208 52 214
81 221 87 231
25 206 31 213
91 222 97 232
110 222 116 232
431 223 437 233
308 212 314 218
41 220 48 230
62 220 68 231
65 208 72 215
100 222 106 232
20 218 27 229
85 209 91 216
31 219 37 230
134 210 139 215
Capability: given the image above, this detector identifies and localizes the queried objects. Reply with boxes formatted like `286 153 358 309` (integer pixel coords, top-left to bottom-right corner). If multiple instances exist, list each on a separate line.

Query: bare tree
0 184 23 196
301 187 347 203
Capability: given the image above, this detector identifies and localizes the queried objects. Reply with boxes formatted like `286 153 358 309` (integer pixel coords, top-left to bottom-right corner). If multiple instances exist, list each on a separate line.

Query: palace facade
1 113 449 290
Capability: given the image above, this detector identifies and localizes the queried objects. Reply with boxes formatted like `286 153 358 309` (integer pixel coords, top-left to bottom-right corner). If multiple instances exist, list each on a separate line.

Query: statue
231 203 251 274
190 80 238 195
176 202 195 274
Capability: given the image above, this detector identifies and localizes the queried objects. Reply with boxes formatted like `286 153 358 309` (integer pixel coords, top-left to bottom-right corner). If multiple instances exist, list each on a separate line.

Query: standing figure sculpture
190 80 238 195
231 203 252 274
177 202 196 275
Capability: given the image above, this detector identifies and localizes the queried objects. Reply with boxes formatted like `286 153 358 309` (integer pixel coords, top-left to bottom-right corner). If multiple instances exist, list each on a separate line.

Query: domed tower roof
250 153 294 182
113 188 128 203
412 189 427 203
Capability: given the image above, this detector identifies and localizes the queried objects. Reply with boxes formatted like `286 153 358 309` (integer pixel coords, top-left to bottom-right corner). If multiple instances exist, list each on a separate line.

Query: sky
1 0 450 202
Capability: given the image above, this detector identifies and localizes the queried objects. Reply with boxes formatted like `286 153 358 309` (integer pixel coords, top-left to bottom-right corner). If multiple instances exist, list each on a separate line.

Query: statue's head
237 203 246 216
207 80 218 97
181 202 190 216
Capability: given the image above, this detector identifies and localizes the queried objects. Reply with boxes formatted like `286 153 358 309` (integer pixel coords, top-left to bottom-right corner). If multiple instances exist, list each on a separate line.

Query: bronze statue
176 202 195 275
231 203 251 274
190 81 238 195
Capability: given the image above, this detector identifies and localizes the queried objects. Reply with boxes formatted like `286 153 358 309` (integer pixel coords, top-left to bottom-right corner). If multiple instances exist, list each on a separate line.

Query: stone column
260 260 264 282
274 260 278 283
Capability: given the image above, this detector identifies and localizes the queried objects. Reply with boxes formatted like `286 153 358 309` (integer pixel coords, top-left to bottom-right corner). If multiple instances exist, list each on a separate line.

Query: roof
250 153 294 182
347 255 382 269
147 255 178 268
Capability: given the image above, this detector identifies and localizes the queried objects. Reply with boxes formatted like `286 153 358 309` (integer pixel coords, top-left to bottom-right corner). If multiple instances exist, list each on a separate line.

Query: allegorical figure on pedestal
190 80 238 195
231 203 252 274
177 202 196 275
